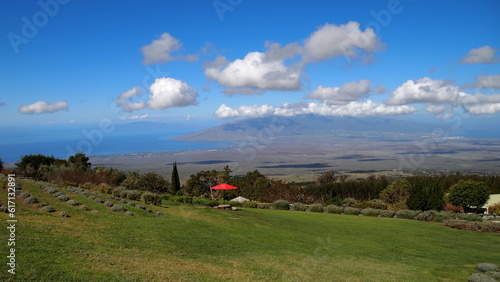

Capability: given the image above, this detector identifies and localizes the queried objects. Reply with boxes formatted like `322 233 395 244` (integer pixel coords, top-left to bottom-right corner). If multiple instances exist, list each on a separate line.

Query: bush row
445 219 500 233
250 200 487 224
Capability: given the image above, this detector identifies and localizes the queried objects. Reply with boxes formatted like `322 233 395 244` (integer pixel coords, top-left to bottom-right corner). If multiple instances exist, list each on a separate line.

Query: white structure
230 196 250 203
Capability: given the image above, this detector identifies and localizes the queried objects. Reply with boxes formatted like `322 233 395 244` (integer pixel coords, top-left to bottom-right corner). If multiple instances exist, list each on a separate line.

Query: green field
1 179 499 281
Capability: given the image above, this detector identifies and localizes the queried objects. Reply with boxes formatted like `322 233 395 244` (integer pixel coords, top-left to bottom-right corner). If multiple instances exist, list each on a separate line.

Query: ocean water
0 125 232 163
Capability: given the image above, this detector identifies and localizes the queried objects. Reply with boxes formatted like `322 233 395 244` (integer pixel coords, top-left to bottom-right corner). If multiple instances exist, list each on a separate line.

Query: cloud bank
215 100 415 119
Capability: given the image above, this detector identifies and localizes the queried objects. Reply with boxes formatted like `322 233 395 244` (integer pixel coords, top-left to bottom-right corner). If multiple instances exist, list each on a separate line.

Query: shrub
124 212 134 216
488 203 500 214
458 213 483 222
257 203 271 209
476 263 499 273
309 204 324 213
142 192 161 206
120 190 128 199
379 210 396 218
468 273 496 282
291 203 307 211
44 187 57 194
24 196 38 204
228 201 243 207
59 211 70 217
415 210 439 222
126 190 141 201
19 192 31 199
344 207 361 215
434 211 455 223
444 220 500 233
486 272 500 280
42 206 55 212
104 201 114 207
361 208 380 217
96 183 113 194
82 182 94 190
358 199 387 210
325 205 343 214
111 204 127 212
112 187 124 197
272 200 290 210
342 198 358 207
243 201 258 208
395 209 419 220
66 200 81 206
444 203 464 213
192 198 219 207
57 195 70 201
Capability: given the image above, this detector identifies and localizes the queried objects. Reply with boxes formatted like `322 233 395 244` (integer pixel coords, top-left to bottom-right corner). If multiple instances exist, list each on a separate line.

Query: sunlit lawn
1 179 499 281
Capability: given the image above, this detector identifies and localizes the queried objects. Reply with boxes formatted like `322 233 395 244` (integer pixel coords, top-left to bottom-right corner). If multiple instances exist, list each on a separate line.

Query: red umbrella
210 183 238 190
210 183 238 202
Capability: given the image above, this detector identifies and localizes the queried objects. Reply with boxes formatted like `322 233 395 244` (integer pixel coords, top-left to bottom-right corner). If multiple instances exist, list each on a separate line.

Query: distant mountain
172 115 441 141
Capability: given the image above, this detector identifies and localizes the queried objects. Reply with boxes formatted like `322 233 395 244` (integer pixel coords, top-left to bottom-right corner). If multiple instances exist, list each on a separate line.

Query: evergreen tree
426 178 445 211
170 162 181 194
407 178 426 210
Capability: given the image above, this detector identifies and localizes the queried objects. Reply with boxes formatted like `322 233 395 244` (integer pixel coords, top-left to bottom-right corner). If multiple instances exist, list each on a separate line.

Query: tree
171 162 181 194
122 171 141 190
0 157 3 172
380 178 411 210
185 170 219 197
16 154 56 179
68 152 91 169
407 177 445 211
316 170 337 185
448 180 489 213
138 172 169 193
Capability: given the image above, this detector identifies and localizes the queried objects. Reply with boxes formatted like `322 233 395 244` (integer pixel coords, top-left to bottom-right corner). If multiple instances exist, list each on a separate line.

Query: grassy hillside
1 179 499 281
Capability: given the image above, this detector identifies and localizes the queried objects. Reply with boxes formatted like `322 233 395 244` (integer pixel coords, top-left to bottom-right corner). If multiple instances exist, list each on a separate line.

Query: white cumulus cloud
307 80 371 105
387 77 500 115
303 21 383 63
116 87 145 112
385 77 468 105
19 101 68 114
141 33 182 65
204 52 302 94
147 77 198 110
460 46 499 64
215 100 415 119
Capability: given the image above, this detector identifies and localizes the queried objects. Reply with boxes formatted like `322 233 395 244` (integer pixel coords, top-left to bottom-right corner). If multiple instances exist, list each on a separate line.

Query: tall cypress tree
407 177 426 210
171 161 181 194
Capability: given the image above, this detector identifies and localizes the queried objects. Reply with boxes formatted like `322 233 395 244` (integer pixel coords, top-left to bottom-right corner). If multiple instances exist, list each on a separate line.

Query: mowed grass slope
1 179 499 281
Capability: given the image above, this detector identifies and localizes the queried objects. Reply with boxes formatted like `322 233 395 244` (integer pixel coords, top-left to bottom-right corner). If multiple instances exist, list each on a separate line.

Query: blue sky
1 0 500 129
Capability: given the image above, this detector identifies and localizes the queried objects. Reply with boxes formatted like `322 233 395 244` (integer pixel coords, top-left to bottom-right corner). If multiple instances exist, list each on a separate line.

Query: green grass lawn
1 179 499 281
